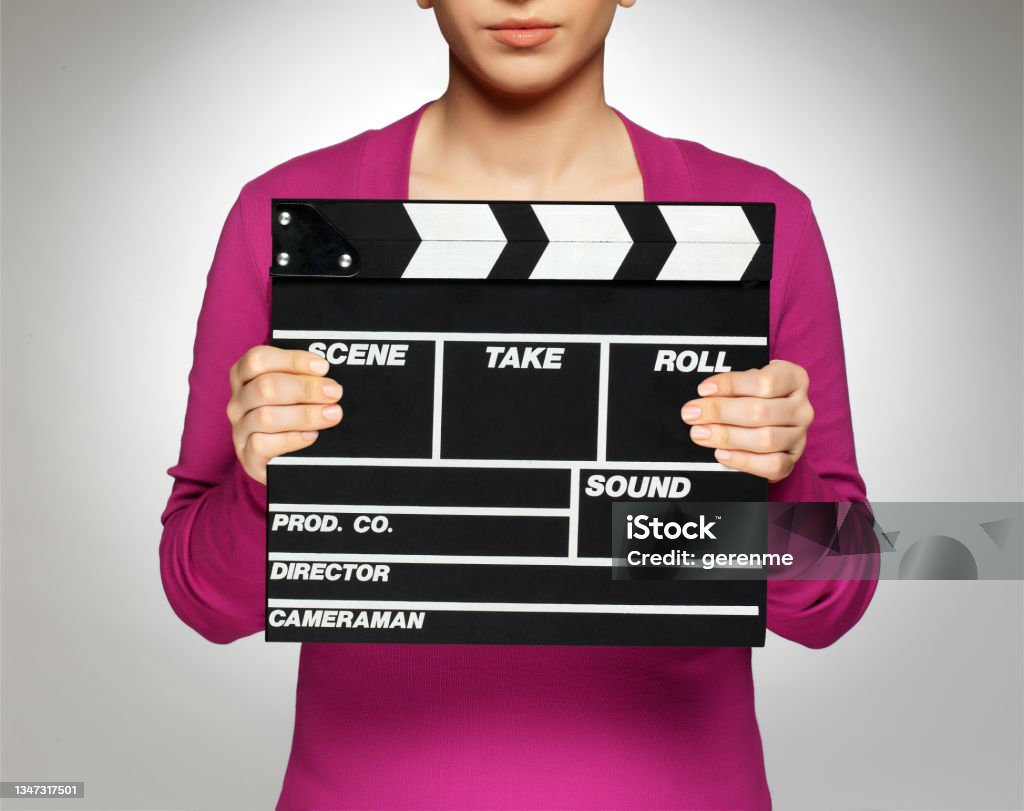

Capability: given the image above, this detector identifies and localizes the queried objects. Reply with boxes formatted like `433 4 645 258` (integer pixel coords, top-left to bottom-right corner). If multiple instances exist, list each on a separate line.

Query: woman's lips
487 19 558 48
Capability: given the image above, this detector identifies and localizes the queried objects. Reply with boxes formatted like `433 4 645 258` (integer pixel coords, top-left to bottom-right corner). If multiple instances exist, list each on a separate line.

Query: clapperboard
265 200 774 646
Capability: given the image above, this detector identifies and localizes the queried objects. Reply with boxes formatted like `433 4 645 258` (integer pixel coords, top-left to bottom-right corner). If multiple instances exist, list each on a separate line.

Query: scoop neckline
397 98 654 203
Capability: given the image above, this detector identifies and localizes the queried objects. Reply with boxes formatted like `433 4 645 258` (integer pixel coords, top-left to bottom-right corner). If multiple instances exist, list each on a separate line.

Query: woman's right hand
226 346 343 485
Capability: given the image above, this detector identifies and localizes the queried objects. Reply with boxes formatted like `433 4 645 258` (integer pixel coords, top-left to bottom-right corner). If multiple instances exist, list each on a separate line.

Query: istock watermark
611 502 1022 581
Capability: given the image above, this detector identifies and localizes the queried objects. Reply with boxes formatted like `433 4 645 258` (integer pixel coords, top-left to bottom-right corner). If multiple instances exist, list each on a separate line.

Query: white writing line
268 599 760 617
274 330 766 346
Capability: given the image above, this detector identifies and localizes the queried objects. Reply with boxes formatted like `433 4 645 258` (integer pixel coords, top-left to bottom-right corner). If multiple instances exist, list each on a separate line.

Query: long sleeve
159 187 270 644
765 203 880 649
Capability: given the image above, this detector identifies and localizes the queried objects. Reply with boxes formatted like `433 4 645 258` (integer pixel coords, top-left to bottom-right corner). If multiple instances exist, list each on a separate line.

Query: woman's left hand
680 359 814 483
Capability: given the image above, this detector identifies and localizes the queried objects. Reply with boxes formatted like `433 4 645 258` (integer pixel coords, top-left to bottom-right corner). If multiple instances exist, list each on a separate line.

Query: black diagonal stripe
615 203 675 243
613 203 675 280
312 201 421 278
488 202 548 279
317 201 421 241
614 243 676 280
740 243 774 281
741 204 776 245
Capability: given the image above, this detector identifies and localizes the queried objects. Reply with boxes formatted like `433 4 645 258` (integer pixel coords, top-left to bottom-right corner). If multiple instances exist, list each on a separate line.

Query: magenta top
160 101 879 810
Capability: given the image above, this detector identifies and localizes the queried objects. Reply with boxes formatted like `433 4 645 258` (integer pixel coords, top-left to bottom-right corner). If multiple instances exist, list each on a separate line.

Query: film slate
265 200 774 646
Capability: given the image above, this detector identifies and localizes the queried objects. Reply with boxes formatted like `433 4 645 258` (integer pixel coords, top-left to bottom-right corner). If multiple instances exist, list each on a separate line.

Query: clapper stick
265 200 774 646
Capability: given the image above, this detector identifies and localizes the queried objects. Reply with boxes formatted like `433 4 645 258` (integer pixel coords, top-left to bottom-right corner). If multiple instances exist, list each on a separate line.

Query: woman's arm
159 189 270 644
764 202 880 649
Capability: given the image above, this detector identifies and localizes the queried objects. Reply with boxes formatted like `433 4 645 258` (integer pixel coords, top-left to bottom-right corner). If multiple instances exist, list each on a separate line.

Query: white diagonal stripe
658 243 759 281
658 205 759 243
403 203 506 241
529 242 631 280
402 240 506 278
528 205 632 279
531 204 632 242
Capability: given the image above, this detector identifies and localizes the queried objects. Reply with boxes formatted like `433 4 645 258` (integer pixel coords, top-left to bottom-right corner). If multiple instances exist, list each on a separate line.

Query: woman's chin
473 65 577 100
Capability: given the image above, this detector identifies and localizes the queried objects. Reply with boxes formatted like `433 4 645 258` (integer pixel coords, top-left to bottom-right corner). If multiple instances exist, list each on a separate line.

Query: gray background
1 1 1022 809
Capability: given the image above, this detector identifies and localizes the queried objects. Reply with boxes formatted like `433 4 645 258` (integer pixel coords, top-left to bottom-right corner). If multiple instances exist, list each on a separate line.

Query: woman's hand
226 346 343 485
680 359 813 483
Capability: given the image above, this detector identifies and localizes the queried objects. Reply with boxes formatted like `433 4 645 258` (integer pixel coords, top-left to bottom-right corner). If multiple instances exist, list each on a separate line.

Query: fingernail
697 381 717 396
681 406 701 421
301 431 318 440
691 426 711 439
311 358 329 374
715 449 732 460
322 405 341 420
323 383 342 399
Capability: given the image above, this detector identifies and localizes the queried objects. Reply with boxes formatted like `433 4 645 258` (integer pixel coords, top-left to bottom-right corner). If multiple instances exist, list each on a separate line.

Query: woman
160 1 879 807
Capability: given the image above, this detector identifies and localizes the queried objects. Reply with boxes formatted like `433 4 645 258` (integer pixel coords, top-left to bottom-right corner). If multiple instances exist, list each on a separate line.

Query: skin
227 0 814 485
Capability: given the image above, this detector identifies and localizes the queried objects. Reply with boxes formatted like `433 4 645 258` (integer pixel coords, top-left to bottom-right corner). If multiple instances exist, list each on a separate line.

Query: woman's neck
409 47 643 201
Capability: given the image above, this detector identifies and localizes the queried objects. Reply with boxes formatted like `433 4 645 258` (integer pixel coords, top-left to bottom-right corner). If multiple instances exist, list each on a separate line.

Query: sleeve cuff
769 454 833 503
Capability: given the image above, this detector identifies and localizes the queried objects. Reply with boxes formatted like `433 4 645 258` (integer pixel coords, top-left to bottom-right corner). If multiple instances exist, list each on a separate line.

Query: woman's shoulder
237 105 424 202
669 135 813 214
657 134 820 262
622 111 816 240
217 124 384 274
238 126 375 201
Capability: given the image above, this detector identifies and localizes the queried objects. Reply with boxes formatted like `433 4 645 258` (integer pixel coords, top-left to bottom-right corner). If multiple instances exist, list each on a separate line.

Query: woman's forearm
764 200 881 647
158 188 270 644
159 463 267 643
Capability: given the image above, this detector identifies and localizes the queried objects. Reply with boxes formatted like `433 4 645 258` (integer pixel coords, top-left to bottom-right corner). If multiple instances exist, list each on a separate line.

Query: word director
269 562 391 582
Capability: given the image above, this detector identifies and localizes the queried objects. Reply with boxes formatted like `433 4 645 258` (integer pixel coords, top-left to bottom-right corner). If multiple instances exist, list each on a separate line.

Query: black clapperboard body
265 200 773 646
